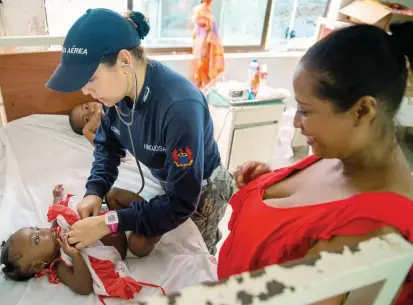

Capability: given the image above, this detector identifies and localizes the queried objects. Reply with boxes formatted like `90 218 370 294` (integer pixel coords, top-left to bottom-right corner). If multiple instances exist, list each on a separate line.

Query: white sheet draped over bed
0 114 217 305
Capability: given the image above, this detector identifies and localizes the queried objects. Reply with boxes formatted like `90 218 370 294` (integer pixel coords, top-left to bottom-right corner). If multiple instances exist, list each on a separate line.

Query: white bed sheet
0 114 217 305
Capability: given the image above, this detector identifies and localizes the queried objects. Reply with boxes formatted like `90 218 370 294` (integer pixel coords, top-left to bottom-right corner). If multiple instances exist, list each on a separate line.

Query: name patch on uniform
144 144 166 152
172 147 193 167
111 126 120 135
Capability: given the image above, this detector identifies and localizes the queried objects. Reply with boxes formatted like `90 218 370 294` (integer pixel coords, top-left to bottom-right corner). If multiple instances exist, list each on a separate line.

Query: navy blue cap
46 8 141 93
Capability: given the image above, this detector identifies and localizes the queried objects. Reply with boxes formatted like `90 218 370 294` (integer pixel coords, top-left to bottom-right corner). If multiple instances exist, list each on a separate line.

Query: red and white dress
36 195 165 304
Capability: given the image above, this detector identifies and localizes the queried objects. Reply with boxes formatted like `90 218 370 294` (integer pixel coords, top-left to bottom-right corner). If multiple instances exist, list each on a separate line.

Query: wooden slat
0 51 93 122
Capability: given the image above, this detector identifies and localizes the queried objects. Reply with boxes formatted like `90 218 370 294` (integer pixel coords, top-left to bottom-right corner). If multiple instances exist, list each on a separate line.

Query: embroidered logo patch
111 126 120 136
172 147 193 167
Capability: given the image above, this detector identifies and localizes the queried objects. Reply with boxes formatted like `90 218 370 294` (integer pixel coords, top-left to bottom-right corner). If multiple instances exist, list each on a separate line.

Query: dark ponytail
125 11 150 40
390 22 413 70
101 11 150 67
301 22 412 121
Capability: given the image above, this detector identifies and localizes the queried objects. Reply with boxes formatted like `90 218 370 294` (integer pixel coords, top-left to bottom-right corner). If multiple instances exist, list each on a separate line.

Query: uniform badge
172 147 193 167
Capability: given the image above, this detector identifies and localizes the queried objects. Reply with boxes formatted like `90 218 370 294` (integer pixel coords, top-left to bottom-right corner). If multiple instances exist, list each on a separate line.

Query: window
270 0 329 51
45 0 128 36
133 0 199 48
214 0 269 46
44 0 330 52
133 0 269 48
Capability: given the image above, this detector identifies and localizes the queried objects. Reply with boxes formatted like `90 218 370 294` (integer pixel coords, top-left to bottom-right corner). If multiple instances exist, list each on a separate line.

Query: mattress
0 114 217 305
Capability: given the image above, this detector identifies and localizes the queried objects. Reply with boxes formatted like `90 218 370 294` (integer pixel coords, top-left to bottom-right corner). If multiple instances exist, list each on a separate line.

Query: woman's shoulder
376 160 413 201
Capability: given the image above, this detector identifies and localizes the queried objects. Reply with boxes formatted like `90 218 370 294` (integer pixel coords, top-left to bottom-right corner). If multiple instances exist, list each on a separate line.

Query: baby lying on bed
69 102 133 162
0 184 163 302
69 101 105 147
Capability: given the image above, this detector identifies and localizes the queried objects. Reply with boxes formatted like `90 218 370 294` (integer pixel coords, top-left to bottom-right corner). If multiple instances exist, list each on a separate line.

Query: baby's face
9 227 59 273
71 102 102 130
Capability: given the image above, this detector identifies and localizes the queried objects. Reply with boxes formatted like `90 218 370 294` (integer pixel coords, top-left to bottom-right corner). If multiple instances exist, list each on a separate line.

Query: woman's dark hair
68 109 83 135
102 11 150 66
301 22 413 121
1 239 35 281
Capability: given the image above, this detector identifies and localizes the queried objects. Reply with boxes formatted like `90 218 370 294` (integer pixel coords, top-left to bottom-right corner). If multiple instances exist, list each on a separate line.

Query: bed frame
0 51 94 123
142 233 413 305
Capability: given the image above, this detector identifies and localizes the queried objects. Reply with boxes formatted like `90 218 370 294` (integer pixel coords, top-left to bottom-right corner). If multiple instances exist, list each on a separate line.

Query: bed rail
140 233 413 305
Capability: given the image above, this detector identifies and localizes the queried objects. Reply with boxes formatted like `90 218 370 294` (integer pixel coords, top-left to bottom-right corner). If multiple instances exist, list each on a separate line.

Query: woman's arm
84 116 126 199
306 226 403 305
55 236 93 295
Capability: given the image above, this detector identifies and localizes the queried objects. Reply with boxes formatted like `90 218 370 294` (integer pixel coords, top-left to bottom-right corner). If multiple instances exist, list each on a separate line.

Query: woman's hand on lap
77 195 102 218
234 161 271 188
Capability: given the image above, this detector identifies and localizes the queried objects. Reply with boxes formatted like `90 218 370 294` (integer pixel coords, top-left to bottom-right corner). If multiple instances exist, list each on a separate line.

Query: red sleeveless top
218 155 413 304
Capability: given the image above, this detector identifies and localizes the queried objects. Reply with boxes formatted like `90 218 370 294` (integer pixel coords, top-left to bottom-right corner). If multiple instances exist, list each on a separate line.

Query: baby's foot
53 184 65 203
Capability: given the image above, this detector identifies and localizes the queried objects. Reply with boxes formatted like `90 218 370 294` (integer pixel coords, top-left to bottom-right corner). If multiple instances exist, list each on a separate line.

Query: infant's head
69 102 102 135
1 227 59 281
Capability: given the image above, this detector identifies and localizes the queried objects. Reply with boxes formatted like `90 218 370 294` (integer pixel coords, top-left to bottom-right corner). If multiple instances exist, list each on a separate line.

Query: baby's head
69 102 102 135
1 227 59 281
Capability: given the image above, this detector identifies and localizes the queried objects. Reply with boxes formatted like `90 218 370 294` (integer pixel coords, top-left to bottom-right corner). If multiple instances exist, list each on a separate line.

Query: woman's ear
30 261 46 273
117 49 133 68
352 96 377 127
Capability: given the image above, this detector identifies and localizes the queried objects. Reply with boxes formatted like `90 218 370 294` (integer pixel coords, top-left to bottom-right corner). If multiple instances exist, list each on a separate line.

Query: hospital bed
0 51 217 305
1 50 413 305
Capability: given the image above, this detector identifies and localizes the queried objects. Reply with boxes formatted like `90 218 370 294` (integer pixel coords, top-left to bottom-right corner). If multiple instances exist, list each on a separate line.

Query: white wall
153 52 308 153
0 0 47 52
154 52 303 108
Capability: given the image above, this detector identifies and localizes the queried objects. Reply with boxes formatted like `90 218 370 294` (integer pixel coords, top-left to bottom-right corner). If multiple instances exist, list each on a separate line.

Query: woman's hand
234 161 271 188
66 215 110 249
58 234 80 258
77 195 102 219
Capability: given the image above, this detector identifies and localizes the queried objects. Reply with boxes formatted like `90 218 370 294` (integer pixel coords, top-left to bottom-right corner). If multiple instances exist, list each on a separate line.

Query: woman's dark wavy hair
301 22 413 138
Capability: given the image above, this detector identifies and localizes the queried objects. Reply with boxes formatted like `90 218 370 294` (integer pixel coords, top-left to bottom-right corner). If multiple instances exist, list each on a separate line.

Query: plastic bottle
248 59 260 99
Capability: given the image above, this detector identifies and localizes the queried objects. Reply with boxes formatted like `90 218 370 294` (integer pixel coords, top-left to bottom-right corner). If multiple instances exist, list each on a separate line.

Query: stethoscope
114 62 150 195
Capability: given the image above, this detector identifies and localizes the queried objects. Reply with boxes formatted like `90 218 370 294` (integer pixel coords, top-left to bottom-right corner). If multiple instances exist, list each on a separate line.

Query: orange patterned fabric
192 0 225 88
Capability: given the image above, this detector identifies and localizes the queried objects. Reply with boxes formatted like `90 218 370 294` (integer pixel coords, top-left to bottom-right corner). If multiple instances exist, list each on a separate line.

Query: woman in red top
218 22 413 305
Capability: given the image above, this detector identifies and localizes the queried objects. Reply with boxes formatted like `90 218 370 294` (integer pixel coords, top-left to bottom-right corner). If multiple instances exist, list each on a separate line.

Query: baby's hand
83 111 102 135
53 184 64 203
58 235 80 258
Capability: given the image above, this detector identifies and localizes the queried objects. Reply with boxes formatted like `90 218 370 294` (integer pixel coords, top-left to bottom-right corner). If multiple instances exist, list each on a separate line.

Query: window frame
139 0 330 54
44 0 330 54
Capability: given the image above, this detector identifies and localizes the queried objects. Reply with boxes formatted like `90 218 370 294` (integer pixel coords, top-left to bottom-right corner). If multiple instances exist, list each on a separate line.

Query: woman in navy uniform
46 9 233 256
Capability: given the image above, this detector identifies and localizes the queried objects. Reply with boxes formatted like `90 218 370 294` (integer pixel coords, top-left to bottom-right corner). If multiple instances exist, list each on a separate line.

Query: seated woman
218 23 413 305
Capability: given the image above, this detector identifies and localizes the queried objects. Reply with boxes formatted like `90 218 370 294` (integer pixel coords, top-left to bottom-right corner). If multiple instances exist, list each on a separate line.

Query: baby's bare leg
105 187 142 210
105 187 162 257
100 233 128 259
100 187 141 259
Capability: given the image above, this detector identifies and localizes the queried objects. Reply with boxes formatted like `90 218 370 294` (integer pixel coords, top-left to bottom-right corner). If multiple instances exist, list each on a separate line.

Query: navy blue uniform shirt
85 60 221 237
